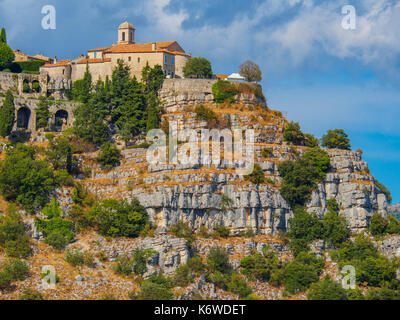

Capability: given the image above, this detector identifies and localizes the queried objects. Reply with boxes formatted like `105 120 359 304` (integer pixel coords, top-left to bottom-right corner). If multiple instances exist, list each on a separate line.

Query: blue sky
1 0 399 202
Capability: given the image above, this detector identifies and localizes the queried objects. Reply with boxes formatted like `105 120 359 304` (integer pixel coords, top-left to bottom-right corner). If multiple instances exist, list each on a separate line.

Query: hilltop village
0 22 398 301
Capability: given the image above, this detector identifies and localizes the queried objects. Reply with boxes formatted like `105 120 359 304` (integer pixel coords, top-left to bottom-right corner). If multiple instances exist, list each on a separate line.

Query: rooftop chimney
54 56 57 64
152 43 157 51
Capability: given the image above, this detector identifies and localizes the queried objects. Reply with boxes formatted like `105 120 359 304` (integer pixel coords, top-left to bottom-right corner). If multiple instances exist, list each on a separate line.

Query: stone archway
54 109 69 130
22 79 30 93
17 107 31 129
32 80 41 93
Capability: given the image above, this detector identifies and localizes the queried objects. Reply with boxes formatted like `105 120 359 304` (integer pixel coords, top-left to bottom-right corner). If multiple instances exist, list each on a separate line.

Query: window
128 56 131 62
138 57 140 63
94 52 97 58
172 56 175 64
122 32 125 42
164 55 168 64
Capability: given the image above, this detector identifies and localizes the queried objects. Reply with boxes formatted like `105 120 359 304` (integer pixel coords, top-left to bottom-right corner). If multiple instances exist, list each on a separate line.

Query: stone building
40 21 191 83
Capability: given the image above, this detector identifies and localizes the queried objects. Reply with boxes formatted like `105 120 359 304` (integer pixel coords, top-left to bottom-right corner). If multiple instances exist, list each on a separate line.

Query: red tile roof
41 60 72 68
76 58 111 64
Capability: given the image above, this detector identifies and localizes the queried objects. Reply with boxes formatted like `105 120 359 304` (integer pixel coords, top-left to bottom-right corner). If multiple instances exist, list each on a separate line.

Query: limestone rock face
94 235 189 276
65 79 388 235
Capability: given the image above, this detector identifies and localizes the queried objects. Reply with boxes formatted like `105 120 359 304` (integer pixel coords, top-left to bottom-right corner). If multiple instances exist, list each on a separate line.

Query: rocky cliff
59 79 387 236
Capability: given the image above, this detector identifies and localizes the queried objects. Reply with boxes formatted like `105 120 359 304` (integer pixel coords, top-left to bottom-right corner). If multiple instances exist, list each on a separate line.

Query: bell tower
118 21 135 44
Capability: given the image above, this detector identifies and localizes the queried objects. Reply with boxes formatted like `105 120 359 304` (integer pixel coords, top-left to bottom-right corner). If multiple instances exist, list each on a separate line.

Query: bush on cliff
97 141 122 171
88 198 149 238
321 129 351 150
244 163 265 184
35 96 52 130
0 144 57 212
331 234 399 288
307 276 348 300
183 57 213 79
0 90 15 137
212 80 238 103
0 41 14 71
281 252 324 294
0 207 31 258
278 147 330 208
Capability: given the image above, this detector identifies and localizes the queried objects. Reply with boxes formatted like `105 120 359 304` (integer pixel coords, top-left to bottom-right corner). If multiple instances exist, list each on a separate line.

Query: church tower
118 21 135 44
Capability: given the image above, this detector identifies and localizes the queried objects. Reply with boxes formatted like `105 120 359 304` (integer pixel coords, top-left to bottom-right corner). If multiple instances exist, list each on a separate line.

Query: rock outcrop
62 79 388 235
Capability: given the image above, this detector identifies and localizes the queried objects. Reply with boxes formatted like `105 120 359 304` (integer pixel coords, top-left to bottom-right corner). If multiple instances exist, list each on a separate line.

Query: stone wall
0 71 70 100
0 96 77 131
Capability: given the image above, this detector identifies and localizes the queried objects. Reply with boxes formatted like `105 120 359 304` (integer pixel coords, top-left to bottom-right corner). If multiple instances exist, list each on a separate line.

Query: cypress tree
146 95 159 132
36 96 51 130
0 90 15 137
0 27 6 44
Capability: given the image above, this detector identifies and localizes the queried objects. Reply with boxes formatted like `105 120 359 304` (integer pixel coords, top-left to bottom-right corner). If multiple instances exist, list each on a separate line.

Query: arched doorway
54 110 69 129
22 79 30 93
17 107 31 129
32 80 41 93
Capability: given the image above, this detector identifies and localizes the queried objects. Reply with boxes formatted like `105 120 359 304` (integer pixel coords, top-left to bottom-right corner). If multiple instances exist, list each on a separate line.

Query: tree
0 144 57 212
323 198 350 247
283 121 304 145
0 27 6 43
239 60 262 83
142 63 165 132
71 63 92 103
88 198 149 238
35 96 51 130
321 129 351 150
0 90 15 137
244 163 265 184
183 57 213 78
97 141 122 170
111 60 146 141
46 136 73 173
278 147 330 207
307 276 348 300
73 80 110 146
0 31 13 70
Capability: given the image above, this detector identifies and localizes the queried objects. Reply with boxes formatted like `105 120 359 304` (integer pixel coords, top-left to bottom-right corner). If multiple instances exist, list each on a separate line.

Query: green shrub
261 148 273 158
209 270 231 290
365 287 400 300
283 122 304 145
244 163 265 184
321 129 351 150
136 280 173 300
183 57 212 78
307 276 348 300
240 252 270 281
278 147 330 207
112 249 156 276
3 259 30 280
228 273 253 298
322 198 350 247
194 105 218 122
187 256 205 274
0 271 12 289
369 213 388 236
212 225 230 238
35 213 74 244
88 198 149 238
97 142 122 170
212 80 238 103
169 222 195 244
65 249 94 267
173 264 192 287
45 233 68 251
206 246 232 275
19 289 43 300
375 181 392 204
55 170 75 187
10 60 45 73
331 234 398 288
5 235 31 258
281 252 324 294
0 143 57 212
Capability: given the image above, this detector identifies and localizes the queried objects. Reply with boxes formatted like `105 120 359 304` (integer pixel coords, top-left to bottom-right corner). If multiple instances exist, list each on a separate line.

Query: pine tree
0 27 6 44
0 90 15 137
35 96 51 130
146 94 159 132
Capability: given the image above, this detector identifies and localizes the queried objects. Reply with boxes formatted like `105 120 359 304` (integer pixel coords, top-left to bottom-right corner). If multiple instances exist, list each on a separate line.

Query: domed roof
119 21 135 29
